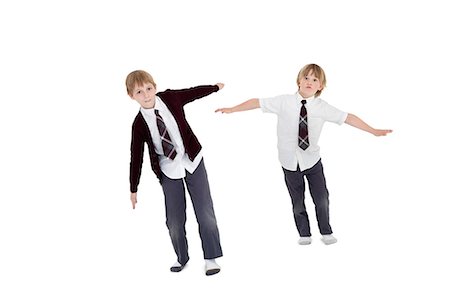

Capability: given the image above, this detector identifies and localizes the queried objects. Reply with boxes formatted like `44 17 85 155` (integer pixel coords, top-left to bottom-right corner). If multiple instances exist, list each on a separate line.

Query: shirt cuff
258 98 269 113
338 112 349 125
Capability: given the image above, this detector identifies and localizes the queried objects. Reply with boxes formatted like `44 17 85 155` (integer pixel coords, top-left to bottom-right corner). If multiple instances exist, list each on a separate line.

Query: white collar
140 96 163 115
296 92 315 102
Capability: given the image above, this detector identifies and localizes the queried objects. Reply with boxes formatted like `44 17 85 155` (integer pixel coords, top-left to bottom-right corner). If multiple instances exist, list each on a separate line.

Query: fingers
130 193 137 209
215 108 231 113
375 129 393 136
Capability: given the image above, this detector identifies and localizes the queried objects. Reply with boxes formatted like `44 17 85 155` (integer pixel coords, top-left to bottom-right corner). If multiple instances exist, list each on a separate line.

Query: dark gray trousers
160 159 222 265
282 159 333 237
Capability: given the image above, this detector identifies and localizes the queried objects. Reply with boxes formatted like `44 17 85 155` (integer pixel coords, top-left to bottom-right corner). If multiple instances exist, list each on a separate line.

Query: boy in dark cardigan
126 70 223 275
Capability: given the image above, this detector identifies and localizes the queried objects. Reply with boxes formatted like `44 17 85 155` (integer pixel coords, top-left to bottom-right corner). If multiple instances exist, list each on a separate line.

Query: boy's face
130 82 156 109
298 71 323 98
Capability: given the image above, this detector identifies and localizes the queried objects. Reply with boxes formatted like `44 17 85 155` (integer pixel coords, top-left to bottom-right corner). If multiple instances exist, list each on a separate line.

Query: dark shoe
206 268 221 276
170 262 186 272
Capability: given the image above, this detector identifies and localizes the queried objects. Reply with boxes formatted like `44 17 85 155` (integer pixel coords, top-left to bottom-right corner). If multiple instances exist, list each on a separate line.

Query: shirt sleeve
319 100 348 125
259 95 284 114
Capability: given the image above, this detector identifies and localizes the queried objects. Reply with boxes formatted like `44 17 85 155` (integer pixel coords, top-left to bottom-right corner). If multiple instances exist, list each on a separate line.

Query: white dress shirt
140 96 203 179
259 92 348 171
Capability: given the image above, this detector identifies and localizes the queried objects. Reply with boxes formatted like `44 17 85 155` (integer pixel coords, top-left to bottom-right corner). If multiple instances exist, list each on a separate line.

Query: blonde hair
296 64 327 97
125 70 157 96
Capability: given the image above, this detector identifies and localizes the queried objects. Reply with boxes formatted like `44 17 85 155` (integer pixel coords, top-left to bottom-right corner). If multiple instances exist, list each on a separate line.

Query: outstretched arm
215 98 260 114
161 84 223 106
345 113 393 136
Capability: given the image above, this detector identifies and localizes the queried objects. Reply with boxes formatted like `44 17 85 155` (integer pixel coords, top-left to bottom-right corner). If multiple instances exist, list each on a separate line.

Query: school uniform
259 92 347 237
129 85 223 265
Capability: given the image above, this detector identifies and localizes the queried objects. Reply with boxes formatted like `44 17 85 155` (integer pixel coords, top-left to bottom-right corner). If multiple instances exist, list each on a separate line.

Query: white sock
205 259 220 270
172 261 182 268
298 236 312 245
321 234 337 245
205 259 221 275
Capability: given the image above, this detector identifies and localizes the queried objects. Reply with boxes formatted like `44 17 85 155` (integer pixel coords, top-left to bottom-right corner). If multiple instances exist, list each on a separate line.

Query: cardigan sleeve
130 117 145 193
158 85 220 106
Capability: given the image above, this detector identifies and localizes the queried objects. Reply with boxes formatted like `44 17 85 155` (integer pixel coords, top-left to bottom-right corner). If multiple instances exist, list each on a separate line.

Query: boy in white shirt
216 64 392 245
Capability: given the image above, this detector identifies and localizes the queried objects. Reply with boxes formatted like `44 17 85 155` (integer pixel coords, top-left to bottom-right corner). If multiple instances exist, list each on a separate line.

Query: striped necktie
155 110 177 160
298 99 309 150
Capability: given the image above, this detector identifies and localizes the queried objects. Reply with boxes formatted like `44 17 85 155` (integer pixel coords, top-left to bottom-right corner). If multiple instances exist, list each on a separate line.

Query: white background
1 0 449 298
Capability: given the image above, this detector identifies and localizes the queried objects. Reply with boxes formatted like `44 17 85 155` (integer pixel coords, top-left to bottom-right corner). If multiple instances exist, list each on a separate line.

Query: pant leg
161 173 189 265
282 166 311 237
185 159 223 259
304 160 333 235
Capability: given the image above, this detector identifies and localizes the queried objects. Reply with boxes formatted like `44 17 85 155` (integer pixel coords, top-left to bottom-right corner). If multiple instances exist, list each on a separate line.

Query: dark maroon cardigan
129 85 219 193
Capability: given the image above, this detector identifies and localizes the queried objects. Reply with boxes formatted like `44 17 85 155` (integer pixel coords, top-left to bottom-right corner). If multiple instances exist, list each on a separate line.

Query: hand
215 107 233 114
130 192 137 209
216 83 225 90
373 129 393 136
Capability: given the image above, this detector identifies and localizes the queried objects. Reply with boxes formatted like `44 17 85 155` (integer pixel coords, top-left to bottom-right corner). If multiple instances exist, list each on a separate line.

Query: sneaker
298 236 312 245
321 234 337 245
